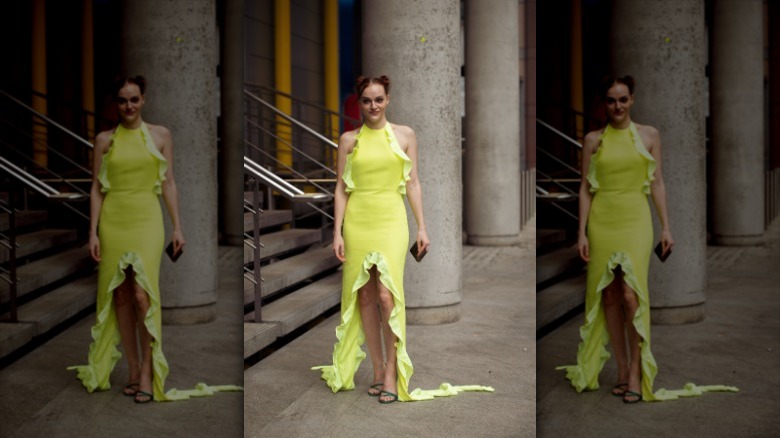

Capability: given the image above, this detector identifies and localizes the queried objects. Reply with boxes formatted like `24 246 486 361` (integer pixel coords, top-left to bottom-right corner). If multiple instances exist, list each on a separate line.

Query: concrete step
244 228 322 264
536 272 586 331
0 229 78 264
537 228 568 250
244 209 293 233
243 272 341 358
0 246 93 303
0 274 96 358
536 245 584 287
243 322 281 359
0 210 47 232
243 246 340 306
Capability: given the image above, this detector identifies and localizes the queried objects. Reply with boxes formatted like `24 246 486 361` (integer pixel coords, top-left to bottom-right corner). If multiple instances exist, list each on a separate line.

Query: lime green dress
556 122 737 401
68 123 241 401
312 123 494 401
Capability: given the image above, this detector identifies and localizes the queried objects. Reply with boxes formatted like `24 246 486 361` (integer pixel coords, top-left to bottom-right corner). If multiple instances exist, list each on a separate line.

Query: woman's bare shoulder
145 123 171 137
634 123 659 137
95 129 114 152
390 123 415 137
583 129 603 151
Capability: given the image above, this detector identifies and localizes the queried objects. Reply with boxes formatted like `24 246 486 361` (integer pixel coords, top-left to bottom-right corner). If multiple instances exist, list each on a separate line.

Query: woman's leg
621 279 642 402
115 270 140 394
358 267 385 395
376 277 397 402
131 272 153 402
603 269 629 394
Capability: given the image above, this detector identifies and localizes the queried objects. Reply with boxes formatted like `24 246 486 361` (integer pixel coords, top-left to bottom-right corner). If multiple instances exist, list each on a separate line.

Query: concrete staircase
243 209 341 359
535 229 586 336
0 210 96 360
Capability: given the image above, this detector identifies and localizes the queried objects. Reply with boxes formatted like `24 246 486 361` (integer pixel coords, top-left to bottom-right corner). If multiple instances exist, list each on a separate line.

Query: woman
558 76 735 402
70 75 184 403
313 76 492 403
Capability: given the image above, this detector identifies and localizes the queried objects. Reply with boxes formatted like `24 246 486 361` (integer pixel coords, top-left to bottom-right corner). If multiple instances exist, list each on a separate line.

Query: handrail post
252 178 262 322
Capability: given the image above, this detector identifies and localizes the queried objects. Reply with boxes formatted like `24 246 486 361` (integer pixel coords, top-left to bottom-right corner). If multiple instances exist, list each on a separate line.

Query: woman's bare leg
358 267 385 394
132 276 153 402
622 280 642 402
603 269 630 394
115 271 140 394
377 278 397 402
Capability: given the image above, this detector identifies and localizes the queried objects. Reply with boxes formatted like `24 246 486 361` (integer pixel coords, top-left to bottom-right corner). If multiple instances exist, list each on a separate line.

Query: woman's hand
89 233 101 262
172 229 186 255
416 229 430 255
577 233 590 262
333 234 346 262
660 229 675 257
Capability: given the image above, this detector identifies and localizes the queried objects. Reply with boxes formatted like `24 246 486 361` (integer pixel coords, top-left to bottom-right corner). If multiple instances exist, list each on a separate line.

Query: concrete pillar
611 0 706 324
121 0 218 324
711 0 764 245
362 0 462 324
464 0 521 246
219 0 244 245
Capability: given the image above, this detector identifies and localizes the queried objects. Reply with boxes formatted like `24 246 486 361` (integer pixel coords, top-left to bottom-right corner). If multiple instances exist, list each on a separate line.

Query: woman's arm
577 131 599 262
88 132 110 262
645 126 675 254
401 126 430 254
332 131 355 262
157 126 186 254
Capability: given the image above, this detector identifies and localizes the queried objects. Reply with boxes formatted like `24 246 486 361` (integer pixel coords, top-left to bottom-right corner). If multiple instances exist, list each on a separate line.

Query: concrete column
362 0 462 324
711 0 764 245
611 0 706 324
219 0 244 245
464 0 521 246
121 0 218 324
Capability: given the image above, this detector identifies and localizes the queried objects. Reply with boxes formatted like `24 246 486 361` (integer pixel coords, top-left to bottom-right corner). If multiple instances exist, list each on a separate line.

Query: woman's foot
623 368 642 403
368 367 385 396
135 369 153 404
122 383 140 397
379 367 397 404
611 383 628 397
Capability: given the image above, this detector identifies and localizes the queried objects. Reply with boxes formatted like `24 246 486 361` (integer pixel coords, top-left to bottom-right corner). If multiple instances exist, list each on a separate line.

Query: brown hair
113 75 146 98
356 75 390 97
600 75 634 99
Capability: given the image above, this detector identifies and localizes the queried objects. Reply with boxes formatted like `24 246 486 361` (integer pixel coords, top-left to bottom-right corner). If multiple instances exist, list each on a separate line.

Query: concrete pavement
0 247 244 438
537 218 780 437
244 219 537 438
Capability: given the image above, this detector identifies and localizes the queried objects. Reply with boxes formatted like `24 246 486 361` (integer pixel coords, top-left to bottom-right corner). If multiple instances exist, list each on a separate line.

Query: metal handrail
245 117 336 176
244 89 338 149
245 83 362 127
0 89 94 149
537 119 583 150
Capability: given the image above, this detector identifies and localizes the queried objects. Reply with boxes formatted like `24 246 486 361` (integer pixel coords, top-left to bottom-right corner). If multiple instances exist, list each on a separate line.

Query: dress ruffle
312 252 493 401
587 122 656 195
556 251 738 401
68 252 242 401
97 123 168 195
343 124 412 195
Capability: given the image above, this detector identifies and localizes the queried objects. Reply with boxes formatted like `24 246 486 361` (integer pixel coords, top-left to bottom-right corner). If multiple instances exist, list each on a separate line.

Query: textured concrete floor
537 218 780 437
244 219 537 438
0 247 245 438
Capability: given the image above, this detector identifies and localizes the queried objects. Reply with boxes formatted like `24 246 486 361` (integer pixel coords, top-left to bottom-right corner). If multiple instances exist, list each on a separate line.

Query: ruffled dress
556 122 737 401
312 123 494 401
68 123 241 401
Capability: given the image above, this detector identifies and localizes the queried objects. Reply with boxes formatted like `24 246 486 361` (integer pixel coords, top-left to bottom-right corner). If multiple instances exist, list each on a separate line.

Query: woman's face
605 83 633 124
116 83 145 124
359 83 389 124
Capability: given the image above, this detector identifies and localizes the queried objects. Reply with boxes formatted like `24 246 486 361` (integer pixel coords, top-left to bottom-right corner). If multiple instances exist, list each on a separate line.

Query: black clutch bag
654 242 671 262
410 242 427 262
166 241 183 262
